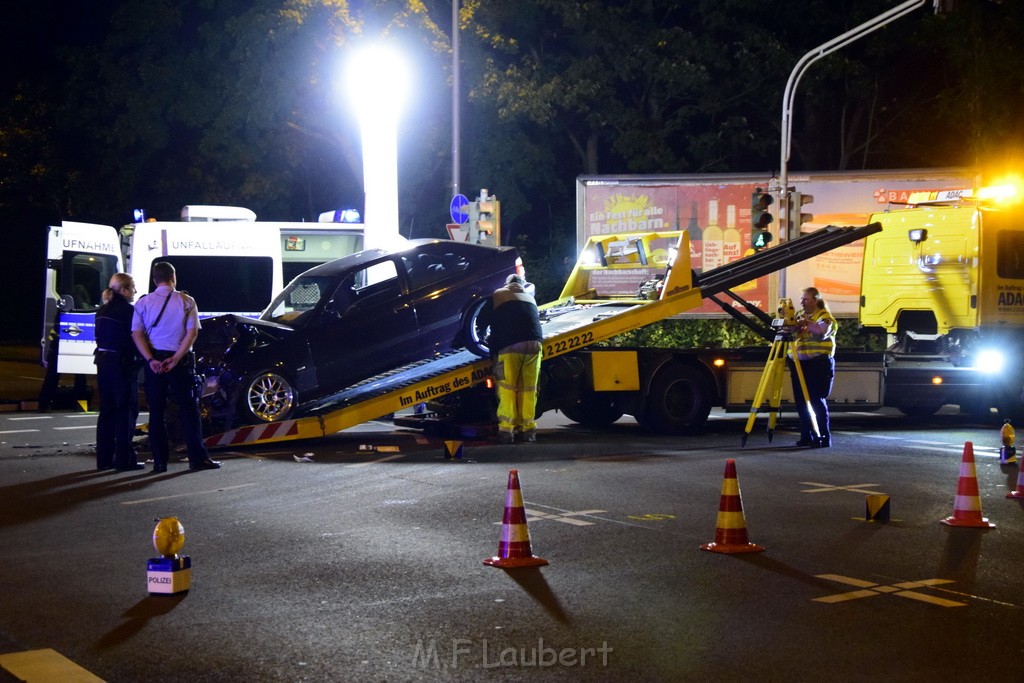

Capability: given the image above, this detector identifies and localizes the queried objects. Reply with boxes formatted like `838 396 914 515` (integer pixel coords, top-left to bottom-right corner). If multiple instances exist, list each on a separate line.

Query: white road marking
7 416 51 421
800 482 885 495
524 509 607 526
348 453 405 467
0 429 39 435
53 425 95 431
121 483 258 505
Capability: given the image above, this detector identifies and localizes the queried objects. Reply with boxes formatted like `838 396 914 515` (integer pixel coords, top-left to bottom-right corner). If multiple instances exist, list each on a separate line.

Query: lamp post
345 43 410 253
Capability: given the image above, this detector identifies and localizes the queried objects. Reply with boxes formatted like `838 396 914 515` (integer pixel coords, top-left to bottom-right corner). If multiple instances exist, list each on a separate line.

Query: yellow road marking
0 648 104 682
814 574 966 606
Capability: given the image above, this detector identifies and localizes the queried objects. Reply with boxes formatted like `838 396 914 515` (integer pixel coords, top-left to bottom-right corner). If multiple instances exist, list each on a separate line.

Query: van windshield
155 255 274 316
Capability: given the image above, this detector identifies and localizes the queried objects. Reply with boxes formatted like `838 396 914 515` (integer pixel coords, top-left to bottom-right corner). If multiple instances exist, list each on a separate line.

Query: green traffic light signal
750 189 774 251
751 228 773 251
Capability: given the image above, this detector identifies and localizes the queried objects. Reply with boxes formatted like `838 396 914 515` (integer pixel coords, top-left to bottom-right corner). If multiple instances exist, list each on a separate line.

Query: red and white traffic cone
483 469 549 568
701 459 764 554
941 442 995 528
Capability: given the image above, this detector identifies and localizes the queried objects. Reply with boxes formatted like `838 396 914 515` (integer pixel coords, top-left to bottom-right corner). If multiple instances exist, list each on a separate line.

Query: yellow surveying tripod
740 298 819 446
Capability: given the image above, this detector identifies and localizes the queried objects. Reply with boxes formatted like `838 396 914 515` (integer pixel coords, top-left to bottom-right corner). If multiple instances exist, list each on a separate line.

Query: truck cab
861 185 1024 416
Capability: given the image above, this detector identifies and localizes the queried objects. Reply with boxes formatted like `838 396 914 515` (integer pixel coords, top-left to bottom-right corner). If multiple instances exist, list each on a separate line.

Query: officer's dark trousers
96 354 138 469
788 355 835 442
144 351 209 468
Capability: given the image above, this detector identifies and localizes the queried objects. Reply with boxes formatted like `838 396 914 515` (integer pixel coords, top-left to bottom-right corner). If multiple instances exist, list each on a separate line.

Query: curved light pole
345 43 410 253
779 0 930 241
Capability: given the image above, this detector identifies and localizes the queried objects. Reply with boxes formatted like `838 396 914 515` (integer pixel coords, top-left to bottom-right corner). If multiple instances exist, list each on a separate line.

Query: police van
42 206 366 377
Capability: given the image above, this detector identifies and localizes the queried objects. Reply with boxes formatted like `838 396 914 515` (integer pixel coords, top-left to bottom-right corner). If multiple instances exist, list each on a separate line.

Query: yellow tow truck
202 223 880 447
859 183 1024 418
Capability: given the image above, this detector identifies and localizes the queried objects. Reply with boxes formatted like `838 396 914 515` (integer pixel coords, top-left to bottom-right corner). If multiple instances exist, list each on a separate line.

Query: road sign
450 194 470 224
446 224 469 242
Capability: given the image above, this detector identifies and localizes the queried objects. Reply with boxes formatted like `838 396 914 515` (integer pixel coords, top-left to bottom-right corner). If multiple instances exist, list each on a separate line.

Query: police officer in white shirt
132 261 220 473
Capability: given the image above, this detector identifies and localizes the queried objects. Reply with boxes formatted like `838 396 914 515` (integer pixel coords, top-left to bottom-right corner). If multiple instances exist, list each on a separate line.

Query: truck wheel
239 371 296 423
640 363 712 435
561 394 624 427
462 299 490 357
896 403 942 418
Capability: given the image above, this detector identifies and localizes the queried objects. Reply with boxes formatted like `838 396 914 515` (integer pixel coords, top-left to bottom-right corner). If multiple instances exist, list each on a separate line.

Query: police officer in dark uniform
94 273 144 471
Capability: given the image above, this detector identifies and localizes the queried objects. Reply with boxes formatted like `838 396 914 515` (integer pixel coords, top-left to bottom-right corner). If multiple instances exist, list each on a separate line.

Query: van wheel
561 394 624 427
462 299 490 357
239 371 296 423
639 363 712 435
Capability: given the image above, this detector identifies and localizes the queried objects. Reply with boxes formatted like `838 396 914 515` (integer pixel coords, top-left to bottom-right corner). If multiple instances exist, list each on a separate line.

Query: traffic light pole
778 0 931 242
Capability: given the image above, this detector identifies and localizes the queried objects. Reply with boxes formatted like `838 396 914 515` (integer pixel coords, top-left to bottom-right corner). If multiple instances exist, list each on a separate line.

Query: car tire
239 371 296 423
639 362 713 435
462 299 491 357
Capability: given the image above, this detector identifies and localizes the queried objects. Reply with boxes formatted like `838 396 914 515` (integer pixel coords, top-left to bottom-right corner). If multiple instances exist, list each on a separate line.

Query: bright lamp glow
345 44 410 130
342 43 410 254
975 349 1006 374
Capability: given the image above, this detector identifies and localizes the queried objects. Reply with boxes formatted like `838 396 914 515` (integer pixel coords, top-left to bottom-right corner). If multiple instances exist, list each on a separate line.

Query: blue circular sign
450 194 470 224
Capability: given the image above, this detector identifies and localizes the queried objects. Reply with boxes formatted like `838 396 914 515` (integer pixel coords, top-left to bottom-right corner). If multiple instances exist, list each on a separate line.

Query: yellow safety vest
792 308 837 360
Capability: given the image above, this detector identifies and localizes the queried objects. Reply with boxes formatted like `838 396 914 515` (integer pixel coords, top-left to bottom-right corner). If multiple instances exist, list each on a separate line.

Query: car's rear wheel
462 299 490 357
239 371 296 423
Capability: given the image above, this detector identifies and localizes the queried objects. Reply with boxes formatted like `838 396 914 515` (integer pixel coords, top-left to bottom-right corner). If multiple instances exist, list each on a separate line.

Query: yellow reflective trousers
496 350 541 434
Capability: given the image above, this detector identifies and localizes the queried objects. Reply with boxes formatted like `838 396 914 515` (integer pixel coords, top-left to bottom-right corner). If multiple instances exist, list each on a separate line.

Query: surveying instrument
741 298 820 446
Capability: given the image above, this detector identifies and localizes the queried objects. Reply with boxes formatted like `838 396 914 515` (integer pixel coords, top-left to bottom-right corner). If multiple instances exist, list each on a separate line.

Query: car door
43 222 124 375
308 258 419 393
404 244 480 354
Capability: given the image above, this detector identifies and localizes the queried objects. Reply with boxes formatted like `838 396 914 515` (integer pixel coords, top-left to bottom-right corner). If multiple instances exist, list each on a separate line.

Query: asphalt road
2 399 1023 682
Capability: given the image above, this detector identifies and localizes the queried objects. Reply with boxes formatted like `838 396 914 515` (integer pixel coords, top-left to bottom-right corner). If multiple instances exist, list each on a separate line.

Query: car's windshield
261 275 336 327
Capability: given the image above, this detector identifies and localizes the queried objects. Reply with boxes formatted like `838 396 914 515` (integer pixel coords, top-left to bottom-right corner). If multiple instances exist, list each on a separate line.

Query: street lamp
344 43 410 253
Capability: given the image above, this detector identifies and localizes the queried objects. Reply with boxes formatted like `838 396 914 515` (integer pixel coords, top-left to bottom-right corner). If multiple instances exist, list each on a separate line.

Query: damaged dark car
195 239 525 428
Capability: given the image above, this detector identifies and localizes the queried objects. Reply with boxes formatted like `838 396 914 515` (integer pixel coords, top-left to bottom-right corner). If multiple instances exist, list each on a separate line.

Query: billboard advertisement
577 169 980 316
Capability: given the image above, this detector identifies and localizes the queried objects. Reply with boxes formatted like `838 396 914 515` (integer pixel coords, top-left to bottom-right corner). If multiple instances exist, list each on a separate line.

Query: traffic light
788 191 814 235
751 189 774 251
468 189 501 246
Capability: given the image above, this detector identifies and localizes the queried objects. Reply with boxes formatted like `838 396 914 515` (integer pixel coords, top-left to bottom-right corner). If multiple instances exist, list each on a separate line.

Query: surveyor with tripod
787 287 837 448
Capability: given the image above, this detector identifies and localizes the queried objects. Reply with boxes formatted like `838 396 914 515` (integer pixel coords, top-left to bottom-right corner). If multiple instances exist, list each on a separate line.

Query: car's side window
403 249 470 291
350 260 401 309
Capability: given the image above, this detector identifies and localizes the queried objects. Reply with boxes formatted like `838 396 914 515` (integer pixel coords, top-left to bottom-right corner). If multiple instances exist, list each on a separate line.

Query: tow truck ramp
203 223 880 448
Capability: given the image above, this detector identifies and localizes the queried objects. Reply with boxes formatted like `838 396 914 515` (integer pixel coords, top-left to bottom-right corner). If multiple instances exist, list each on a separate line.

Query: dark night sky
2 3 93 344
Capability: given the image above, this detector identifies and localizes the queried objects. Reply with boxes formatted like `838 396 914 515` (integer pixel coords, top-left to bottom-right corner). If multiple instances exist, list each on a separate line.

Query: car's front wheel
239 371 296 423
462 299 490 357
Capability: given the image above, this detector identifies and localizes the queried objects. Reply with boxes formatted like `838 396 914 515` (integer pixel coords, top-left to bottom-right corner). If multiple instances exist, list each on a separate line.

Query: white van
41 207 371 378
43 213 282 376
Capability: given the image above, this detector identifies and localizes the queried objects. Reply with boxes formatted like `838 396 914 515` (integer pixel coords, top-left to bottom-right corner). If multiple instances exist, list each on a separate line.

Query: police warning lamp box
148 517 192 595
